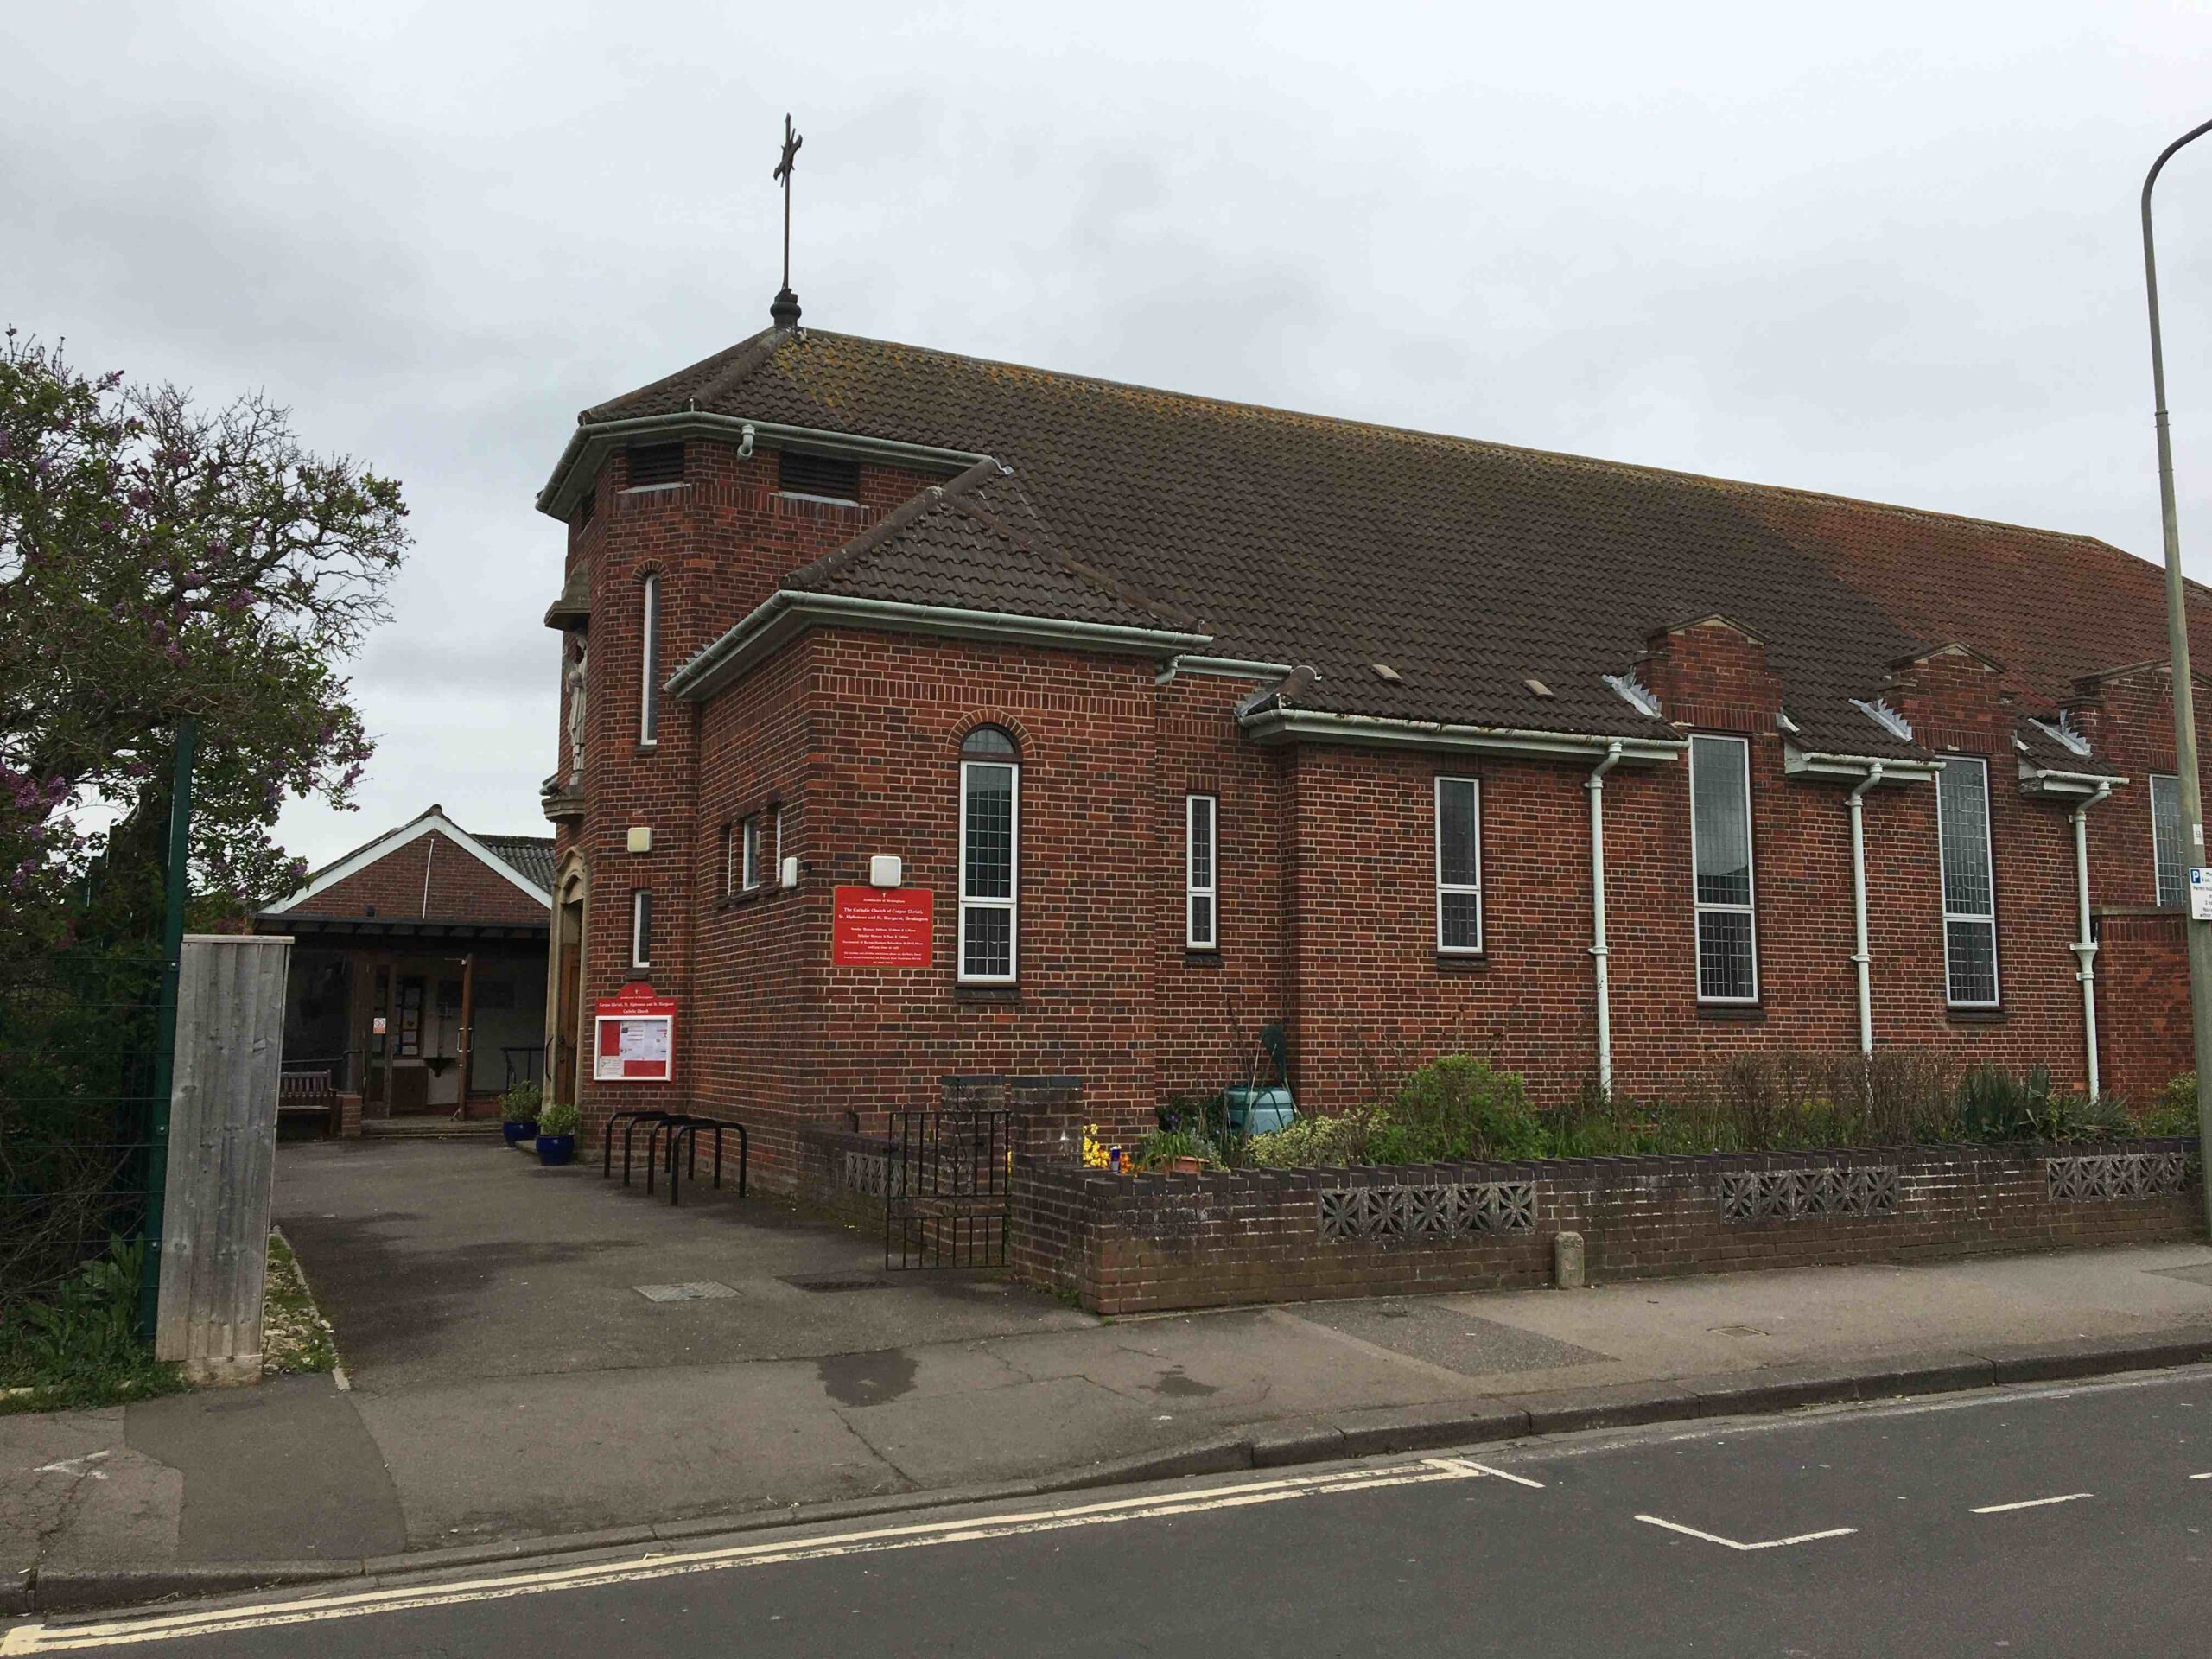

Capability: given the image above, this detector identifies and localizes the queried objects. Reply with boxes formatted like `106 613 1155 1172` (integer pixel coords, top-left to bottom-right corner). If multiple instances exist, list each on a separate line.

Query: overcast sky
10 2 2212 868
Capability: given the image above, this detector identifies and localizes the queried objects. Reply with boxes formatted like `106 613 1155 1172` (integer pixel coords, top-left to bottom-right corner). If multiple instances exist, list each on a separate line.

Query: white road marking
1429 1458 1545 1489
1634 1514 1856 1552
32 1453 109 1480
1969 1493 2094 1514
0 1459 1500 1653
2191 1472 2212 1481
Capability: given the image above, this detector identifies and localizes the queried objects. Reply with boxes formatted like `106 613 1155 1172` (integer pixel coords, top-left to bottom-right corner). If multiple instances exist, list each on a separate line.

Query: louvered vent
626 442 685 488
779 451 861 502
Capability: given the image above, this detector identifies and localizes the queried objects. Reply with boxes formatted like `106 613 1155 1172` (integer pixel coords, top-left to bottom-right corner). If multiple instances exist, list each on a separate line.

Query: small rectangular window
741 817 761 891
1185 794 1218 950
779 450 861 503
1433 776 1482 955
2152 772 2186 910
630 889 652 969
639 575 660 747
626 442 684 488
959 759 1019 982
1690 734 1758 1002
1937 755 1999 1007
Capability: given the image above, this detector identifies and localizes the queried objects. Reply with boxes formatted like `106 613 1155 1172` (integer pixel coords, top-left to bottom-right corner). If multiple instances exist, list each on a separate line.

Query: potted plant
534 1099 579 1166
499 1081 543 1146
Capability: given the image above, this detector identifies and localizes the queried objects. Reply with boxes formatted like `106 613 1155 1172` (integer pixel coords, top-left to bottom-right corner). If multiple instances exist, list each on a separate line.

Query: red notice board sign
594 983 676 1083
832 886 933 968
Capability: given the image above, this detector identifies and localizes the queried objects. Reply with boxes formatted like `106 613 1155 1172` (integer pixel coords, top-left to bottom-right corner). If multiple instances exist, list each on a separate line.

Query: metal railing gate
886 1109 1011 1269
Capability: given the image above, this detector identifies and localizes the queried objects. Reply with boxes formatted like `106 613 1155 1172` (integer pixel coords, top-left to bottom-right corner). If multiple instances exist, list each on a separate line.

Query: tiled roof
594 326 2211 763
478 834 557 893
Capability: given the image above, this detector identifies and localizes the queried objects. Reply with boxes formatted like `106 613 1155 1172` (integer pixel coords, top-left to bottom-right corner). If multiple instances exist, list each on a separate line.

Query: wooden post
155 934 290 1385
454 951 476 1119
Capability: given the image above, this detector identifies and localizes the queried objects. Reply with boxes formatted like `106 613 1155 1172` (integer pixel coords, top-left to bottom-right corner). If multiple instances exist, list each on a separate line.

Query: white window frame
1688 734 1759 1004
957 758 1020 984
741 816 761 892
1433 775 1484 956
1936 754 2000 1009
2152 772 2185 910
630 888 652 969
639 574 660 747
1185 793 1218 951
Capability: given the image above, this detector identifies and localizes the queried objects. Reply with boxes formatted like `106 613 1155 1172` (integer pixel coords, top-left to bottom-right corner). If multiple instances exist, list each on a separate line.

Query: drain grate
782 1273 893 1294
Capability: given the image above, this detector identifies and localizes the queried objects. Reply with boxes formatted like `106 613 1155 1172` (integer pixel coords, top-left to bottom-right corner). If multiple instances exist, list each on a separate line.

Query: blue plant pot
536 1133 575 1166
502 1119 538 1145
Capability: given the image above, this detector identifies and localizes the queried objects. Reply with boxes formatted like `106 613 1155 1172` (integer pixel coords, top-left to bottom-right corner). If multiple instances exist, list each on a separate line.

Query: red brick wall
295 830 546 927
563 437 953 1145
1013 1141 2202 1315
551 444 2209 1161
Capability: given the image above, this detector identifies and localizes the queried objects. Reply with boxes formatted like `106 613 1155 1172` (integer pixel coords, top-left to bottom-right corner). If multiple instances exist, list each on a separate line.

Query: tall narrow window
1185 794 1218 950
1937 755 1999 1007
630 889 652 969
741 817 761 892
639 575 660 747
958 727 1020 982
1433 776 1483 954
1690 734 1758 1002
2152 772 2186 910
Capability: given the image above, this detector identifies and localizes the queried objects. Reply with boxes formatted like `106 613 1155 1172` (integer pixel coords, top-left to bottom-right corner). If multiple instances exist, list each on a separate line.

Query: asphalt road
14 1366 2212 1657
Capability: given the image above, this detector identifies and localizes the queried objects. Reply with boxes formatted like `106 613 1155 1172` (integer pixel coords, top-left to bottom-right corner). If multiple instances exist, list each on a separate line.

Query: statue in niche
564 632 588 782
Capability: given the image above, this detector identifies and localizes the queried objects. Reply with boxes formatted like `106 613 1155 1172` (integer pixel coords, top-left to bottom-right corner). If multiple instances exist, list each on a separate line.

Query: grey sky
9 2 2212 868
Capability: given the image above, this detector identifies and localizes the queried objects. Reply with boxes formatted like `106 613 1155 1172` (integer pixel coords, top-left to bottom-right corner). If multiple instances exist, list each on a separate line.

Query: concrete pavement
7 1137 2212 1615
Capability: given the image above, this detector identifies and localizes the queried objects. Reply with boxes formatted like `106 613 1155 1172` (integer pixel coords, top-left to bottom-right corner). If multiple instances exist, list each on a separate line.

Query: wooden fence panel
154 933 290 1384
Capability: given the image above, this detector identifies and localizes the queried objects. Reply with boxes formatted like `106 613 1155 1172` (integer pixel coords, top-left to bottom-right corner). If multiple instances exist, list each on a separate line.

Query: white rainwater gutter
1846 765 1885 1056
2070 781 2114 1098
1587 741 1624 1093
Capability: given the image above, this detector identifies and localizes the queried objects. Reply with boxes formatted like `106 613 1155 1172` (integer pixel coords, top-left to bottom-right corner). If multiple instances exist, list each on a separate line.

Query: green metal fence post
138 715 197 1340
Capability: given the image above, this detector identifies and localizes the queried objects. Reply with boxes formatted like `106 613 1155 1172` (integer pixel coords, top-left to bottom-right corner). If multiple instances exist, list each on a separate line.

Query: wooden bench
277 1068 338 1137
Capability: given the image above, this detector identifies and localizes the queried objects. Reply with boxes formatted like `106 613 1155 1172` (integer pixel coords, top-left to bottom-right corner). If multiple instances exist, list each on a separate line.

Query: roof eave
535 412 992 521
1782 746 1938 782
1238 706 1684 763
2018 762 2130 798
667 590 1214 704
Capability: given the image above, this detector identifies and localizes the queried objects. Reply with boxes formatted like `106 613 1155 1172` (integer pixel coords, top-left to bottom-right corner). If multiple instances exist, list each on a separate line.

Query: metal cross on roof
770 113 803 327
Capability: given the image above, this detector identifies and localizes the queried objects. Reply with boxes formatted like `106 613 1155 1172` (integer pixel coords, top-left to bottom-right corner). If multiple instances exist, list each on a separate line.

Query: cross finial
770 113 804 328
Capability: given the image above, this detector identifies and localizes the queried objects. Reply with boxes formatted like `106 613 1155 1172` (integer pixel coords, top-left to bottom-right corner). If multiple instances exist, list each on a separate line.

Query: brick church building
537 297 2212 1183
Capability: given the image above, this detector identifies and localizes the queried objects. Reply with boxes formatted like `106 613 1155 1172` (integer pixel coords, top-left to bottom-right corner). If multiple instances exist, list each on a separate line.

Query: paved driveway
273 1138 1094 1394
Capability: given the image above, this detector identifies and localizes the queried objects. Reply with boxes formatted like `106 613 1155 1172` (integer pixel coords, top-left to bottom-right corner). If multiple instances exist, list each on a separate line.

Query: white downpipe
1588 741 1624 1094
1846 765 1884 1057
2071 782 2113 1097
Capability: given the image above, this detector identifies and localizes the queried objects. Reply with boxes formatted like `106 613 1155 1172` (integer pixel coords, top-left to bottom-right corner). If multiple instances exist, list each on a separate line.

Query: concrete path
7 1137 2212 1613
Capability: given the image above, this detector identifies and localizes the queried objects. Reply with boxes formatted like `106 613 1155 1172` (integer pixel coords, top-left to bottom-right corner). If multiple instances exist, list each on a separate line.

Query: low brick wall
1011 1140 2204 1314
796 1125 899 1230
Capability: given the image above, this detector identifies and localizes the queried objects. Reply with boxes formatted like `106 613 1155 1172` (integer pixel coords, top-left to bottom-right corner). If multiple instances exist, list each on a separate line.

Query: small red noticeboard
831 886 933 968
594 983 676 1082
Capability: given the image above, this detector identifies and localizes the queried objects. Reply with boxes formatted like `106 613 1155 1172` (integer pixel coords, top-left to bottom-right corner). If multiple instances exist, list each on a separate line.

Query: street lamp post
2142 117 2212 1220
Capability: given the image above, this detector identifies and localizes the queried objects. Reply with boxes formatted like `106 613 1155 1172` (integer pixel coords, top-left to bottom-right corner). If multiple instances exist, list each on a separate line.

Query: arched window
957 728 1020 982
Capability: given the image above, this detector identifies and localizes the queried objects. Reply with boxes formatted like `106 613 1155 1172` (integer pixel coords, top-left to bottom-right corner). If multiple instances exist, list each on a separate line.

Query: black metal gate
886 1109 1011 1269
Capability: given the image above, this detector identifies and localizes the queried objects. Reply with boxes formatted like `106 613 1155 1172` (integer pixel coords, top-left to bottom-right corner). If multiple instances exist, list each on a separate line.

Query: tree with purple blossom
0 327 409 950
